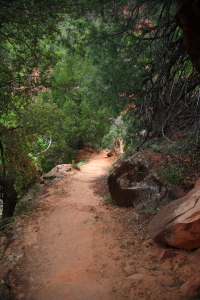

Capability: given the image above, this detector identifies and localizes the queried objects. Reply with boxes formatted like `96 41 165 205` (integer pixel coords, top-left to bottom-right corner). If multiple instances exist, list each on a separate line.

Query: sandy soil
1 151 200 300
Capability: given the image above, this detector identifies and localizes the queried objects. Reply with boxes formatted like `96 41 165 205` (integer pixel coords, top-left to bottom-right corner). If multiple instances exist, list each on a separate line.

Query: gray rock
108 151 183 210
43 164 72 178
127 274 144 280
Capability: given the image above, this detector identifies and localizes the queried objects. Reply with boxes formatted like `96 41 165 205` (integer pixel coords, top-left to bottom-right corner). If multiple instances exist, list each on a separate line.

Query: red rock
154 244 176 260
155 245 176 260
185 157 192 162
148 183 200 250
129 241 135 245
195 179 200 188
180 276 200 299
189 248 200 265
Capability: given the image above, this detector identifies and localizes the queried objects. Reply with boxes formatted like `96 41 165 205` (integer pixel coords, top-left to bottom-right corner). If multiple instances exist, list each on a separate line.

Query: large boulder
148 181 200 250
108 151 183 210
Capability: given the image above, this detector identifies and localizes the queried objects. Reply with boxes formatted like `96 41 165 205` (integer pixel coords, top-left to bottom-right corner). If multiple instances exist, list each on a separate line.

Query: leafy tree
1 0 200 219
102 116 127 149
0 0 88 219
40 54 112 169
68 0 200 151
0 99 63 218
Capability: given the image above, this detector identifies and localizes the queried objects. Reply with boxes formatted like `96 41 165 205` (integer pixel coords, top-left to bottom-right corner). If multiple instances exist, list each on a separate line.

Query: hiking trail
0 151 197 300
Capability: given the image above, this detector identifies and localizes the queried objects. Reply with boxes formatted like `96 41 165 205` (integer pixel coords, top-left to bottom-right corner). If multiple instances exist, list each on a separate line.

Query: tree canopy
0 0 85 218
68 0 200 148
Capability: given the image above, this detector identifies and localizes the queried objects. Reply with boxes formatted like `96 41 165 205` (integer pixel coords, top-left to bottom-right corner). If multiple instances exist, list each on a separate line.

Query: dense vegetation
0 0 200 219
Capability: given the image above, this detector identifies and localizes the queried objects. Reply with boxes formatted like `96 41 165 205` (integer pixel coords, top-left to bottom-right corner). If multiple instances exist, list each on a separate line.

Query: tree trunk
176 0 200 73
78 140 85 150
0 177 17 219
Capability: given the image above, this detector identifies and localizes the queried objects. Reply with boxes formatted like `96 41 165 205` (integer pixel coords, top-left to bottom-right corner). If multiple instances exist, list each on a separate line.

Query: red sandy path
11 152 131 300
1 151 198 300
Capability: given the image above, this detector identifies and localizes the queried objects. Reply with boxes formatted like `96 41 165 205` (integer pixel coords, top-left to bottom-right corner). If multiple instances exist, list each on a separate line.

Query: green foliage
28 183 41 195
71 159 87 169
103 196 115 206
1 0 200 218
71 160 78 168
122 146 134 160
0 1 64 114
39 142 77 173
38 53 112 170
152 144 161 153
102 116 126 149
0 128 39 195
0 217 15 232
0 1 88 205
16 100 63 136
14 183 41 216
0 95 67 193
14 200 32 216
68 0 200 152
77 158 88 166
160 165 183 185
139 205 159 216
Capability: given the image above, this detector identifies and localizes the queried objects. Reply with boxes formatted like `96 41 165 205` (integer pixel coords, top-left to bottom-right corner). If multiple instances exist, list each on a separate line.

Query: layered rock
148 182 200 250
108 151 182 210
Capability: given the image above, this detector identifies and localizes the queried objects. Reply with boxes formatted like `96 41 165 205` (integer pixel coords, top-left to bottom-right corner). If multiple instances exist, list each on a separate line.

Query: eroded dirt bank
1 152 200 300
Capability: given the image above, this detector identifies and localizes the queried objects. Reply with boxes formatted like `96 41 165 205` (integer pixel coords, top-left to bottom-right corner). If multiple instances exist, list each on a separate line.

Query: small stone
154 244 176 260
127 274 144 280
129 241 135 245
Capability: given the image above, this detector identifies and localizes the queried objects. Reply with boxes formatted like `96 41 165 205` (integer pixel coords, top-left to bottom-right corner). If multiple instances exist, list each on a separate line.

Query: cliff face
176 0 200 72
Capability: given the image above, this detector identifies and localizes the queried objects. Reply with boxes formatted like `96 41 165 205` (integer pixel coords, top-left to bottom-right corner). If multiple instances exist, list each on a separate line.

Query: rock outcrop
43 164 72 178
108 151 183 210
148 181 200 250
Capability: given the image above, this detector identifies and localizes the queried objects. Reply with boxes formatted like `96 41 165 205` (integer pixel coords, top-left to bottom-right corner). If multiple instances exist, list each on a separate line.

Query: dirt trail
6 152 130 300
1 152 199 300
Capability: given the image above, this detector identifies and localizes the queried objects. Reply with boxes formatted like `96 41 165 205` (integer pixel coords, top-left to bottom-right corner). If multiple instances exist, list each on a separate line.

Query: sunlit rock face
176 0 200 73
148 180 200 250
